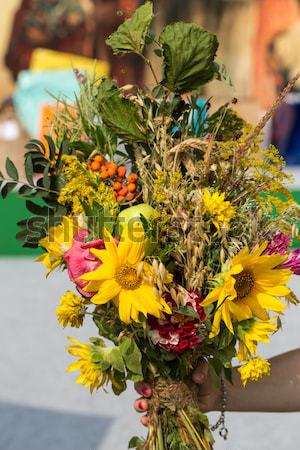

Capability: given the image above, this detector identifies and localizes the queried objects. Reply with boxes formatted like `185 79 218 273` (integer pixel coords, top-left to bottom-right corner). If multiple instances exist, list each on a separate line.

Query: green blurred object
0 194 40 255
1 191 300 255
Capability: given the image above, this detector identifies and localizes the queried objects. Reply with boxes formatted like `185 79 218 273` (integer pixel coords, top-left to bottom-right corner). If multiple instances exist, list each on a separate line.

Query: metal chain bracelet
210 376 229 440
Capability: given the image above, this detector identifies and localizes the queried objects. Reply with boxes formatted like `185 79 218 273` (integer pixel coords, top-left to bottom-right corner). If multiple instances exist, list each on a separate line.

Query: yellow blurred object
30 48 110 77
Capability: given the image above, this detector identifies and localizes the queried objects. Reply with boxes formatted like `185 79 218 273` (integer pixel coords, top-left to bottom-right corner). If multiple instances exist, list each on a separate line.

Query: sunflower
202 243 291 338
237 318 277 362
56 291 85 328
36 216 78 275
66 337 108 393
80 226 171 324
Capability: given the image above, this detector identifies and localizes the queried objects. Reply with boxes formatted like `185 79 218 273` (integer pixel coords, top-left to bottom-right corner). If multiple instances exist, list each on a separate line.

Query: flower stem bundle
2 2 300 449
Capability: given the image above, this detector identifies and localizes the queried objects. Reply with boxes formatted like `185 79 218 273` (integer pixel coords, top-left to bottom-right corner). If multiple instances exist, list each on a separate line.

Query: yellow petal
202 287 222 306
80 262 116 281
103 228 118 259
118 289 132 323
209 307 222 338
117 226 132 265
229 263 244 276
250 241 268 258
127 239 145 266
89 248 117 267
82 280 101 292
221 304 234 334
132 285 156 317
228 301 252 321
256 293 286 313
118 224 145 266
256 284 290 296
244 296 269 320
91 280 120 305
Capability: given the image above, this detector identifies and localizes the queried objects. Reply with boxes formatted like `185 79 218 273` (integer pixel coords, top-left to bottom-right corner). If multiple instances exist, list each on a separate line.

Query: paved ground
0 257 299 450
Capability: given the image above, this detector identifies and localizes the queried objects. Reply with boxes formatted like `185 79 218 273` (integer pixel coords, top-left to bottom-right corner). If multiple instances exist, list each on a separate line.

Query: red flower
148 291 206 353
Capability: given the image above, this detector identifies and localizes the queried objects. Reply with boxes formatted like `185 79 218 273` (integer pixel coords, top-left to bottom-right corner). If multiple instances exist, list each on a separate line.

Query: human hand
134 360 221 426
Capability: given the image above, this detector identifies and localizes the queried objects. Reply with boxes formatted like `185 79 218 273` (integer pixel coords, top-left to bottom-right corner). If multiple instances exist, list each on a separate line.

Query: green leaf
111 370 127 395
5 158 19 181
214 62 233 87
235 319 254 340
92 346 125 373
97 80 148 142
43 163 51 189
93 316 122 344
206 106 245 140
173 306 199 319
24 140 45 153
25 154 34 185
44 135 56 160
0 170 4 181
16 229 31 242
25 200 49 216
119 336 143 375
218 327 234 349
1 182 16 199
18 185 36 196
126 372 144 382
159 23 219 93
107 1 153 55
128 436 145 449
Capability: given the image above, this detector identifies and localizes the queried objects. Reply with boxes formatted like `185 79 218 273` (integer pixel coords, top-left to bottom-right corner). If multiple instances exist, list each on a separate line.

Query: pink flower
148 291 206 353
264 231 300 275
64 230 105 297
278 249 300 275
264 232 291 255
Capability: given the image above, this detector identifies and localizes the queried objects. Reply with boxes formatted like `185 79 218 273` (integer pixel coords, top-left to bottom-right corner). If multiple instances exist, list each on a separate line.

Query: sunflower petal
91 280 120 304
256 292 286 313
119 290 132 323
221 304 234 334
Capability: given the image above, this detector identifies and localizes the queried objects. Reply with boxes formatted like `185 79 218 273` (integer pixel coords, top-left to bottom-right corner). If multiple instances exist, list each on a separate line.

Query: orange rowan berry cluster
89 155 140 203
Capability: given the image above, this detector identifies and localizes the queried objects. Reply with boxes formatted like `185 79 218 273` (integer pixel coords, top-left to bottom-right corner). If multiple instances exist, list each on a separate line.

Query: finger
134 382 152 397
192 359 209 385
134 399 149 413
140 415 148 427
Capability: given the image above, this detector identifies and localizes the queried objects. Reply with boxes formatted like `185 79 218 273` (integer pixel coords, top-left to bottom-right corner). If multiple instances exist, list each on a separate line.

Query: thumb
192 359 209 385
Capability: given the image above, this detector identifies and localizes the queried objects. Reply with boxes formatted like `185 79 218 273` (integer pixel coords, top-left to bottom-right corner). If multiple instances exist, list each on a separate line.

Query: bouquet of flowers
2 2 300 449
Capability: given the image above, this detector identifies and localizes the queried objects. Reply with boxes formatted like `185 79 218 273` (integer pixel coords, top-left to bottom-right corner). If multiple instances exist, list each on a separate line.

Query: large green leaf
119 336 143 375
97 80 148 142
92 346 125 373
159 23 219 93
106 1 153 55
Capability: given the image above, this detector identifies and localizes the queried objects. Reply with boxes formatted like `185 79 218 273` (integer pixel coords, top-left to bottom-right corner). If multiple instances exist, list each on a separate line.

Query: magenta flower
264 232 291 255
64 230 104 297
278 249 300 275
265 231 300 275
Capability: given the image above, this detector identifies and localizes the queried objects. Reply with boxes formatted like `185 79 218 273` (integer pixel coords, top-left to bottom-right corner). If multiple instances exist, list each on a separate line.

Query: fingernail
141 386 151 397
138 400 146 411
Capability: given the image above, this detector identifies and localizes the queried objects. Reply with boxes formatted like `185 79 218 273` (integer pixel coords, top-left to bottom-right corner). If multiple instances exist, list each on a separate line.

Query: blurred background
0 1 300 449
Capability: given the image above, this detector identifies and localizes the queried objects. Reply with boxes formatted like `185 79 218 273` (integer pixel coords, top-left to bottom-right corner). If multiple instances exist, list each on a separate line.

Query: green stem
157 419 165 450
178 409 206 450
141 55 159 85
1 177 59 196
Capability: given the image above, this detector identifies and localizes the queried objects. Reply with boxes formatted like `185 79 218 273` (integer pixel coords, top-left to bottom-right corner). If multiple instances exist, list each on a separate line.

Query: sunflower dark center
115 264 141 290
233 269 254 299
